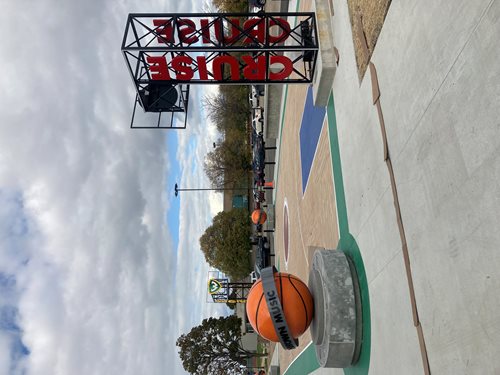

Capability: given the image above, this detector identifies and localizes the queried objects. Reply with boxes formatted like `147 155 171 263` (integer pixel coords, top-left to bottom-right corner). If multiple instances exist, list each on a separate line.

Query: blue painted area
299 86 326 193
166 132 180 253
284 93 371 375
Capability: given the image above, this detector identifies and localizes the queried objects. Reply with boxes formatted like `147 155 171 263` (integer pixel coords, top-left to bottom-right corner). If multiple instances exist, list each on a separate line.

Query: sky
0 0 228 374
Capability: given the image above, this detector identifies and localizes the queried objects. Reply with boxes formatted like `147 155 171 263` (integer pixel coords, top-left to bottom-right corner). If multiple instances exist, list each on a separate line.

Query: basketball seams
288 275 304 283
247 273 313 342
254 290 265 336
278 274 284 314
287 274 310 333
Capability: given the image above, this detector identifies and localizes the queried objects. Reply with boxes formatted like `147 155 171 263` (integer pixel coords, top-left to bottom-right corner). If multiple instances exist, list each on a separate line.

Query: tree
211 0 248 12
203 86 249 133
176 315 265 375
200 208 252 280
202 85 251 189
204 135 252 189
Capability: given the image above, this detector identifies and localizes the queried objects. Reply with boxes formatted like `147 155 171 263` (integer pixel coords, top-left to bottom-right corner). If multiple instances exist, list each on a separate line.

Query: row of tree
199 208 253 281
177 4 260 370
203 85 252 189
200 81 254 279
177 315 266 374
211 0 249 12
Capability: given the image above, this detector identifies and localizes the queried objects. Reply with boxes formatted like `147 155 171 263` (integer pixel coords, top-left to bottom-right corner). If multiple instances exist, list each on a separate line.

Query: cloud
173 88 226 342
0 0 228 374
0 333 12 375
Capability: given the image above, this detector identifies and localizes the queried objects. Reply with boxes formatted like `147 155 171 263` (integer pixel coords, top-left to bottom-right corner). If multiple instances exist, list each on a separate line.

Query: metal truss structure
129 84 189 129
121 12 318 129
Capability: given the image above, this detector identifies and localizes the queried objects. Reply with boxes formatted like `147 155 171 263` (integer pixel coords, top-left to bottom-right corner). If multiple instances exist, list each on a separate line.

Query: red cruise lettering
269 55 293 80
151 17 293 45
212 55 239 81
243 18 265 44
223 18 241 44
268 18 291 43
242 55 266 80
146 56 170 80
171 56 194 80
146 54 296 82
178 19 198 45
212 19 224 44
200 19 211 44
196 56 209 80
153 19 174 44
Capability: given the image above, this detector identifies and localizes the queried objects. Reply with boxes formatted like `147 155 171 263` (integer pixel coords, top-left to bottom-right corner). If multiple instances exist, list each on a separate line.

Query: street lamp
174 183 255 197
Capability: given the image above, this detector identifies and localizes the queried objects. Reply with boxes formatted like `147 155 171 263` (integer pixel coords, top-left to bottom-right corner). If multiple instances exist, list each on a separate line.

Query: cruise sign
122 13 318 84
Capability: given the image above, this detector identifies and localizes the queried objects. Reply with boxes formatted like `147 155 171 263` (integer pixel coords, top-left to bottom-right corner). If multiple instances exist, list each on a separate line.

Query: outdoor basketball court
270 0 500 374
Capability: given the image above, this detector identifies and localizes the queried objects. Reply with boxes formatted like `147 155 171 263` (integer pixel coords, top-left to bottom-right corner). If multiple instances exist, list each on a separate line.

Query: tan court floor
274 83 339 371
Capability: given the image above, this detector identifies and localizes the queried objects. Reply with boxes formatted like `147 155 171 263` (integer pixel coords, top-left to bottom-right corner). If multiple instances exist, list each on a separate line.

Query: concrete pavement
272 0 500 373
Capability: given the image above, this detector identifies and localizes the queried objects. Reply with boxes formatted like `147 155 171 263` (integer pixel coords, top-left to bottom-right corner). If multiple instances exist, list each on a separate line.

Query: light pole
174 183 253 197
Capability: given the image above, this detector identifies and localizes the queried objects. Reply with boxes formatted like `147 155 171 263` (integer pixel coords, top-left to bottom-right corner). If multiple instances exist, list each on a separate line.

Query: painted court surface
271 0 500 374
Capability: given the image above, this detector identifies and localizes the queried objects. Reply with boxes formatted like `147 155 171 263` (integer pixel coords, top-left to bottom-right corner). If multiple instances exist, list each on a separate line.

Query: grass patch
347 0 392 80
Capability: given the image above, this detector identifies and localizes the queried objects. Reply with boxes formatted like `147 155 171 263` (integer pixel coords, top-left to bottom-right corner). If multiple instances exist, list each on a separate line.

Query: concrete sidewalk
270 0 500 373
330 0 500 374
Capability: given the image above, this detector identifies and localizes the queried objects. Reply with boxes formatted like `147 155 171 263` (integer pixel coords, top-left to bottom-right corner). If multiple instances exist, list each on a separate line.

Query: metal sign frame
122 12 319 129
206 278 253 304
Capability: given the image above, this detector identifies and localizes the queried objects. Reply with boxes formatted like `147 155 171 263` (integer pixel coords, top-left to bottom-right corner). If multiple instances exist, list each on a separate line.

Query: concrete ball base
308 248 362 368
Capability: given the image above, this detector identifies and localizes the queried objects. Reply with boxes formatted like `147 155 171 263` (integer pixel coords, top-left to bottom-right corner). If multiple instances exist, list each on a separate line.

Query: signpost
207 276 252 304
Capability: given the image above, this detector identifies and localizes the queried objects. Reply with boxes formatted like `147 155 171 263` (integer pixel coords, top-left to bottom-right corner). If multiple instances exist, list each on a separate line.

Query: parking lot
248 82 278 278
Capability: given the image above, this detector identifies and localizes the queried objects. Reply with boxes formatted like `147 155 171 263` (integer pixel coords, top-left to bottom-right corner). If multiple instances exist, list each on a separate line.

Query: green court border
272 2 371 372
279 94 371 375
327 94 371 375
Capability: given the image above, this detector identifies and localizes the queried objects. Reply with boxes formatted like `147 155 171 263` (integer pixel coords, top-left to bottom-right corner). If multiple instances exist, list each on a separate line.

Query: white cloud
0 333 12 375
171 89 227 350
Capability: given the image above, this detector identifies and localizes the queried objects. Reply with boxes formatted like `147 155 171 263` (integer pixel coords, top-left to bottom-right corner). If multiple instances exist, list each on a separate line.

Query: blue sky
0 301 30 374
0 1 226 374
0 190 33 374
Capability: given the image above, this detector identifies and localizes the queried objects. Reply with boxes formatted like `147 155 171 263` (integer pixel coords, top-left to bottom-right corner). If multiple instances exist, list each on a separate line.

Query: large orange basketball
246 272 314 342
251 209 267 225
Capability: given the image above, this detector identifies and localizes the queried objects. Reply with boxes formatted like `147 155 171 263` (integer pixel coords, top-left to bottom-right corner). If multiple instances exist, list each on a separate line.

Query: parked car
253 178 266 207
252 133 266 183
254 222 263 233
253 236 272 278
253 169 265 186
250 271 258 283
252 84 265 97
249 85 265 108
250 0 266 9
249 85 261 107
253 187 265 204
251 107 264 135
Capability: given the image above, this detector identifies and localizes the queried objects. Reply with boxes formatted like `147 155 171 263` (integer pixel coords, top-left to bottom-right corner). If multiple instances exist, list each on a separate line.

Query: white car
250 271 258 283
248 86 260 109
252 107 264 135
249 85 265 109
249 92 259 109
